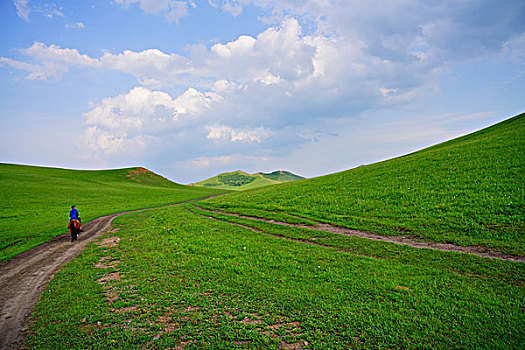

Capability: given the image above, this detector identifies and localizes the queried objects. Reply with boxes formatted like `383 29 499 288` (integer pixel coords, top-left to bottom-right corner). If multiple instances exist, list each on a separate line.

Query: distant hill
191 170 305 191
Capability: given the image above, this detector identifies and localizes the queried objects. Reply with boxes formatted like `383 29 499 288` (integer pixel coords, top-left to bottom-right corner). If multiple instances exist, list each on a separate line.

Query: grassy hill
0 164 227 261
202 113 525 255
191 170 304 191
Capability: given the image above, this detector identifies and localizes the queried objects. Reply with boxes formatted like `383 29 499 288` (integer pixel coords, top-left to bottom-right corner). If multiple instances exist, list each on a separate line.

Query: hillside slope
0 164 226 261
192 170 304 190
204 113 525 254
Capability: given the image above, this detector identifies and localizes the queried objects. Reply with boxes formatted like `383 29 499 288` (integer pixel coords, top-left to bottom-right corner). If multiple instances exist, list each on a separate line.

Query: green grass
192 170 305 191
203 113 525 255
260 170 305 182
0 164 227 262
186 204 522 281
26 206 525 349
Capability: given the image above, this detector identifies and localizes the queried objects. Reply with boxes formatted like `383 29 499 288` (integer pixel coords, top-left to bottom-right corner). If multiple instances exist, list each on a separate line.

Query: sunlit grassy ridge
204 113 525 255
0 164 226 261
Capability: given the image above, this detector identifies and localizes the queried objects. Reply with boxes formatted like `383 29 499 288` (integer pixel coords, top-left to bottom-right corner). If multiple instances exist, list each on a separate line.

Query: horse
68 219 81 242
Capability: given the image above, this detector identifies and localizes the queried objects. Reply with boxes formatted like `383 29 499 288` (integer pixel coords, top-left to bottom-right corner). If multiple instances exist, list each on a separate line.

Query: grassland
192 170 304 191
5 113 525 348
25 206 524 349
0 164 227 262
202 113 525 255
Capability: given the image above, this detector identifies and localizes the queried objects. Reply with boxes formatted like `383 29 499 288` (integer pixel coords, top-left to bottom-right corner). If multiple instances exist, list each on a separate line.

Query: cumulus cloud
81 86 222 156
24 42 97 67
1 43 191 83
173 88 220 115
100 48 191 86
83 126 150 155
203 18 316 84
83 87 177 131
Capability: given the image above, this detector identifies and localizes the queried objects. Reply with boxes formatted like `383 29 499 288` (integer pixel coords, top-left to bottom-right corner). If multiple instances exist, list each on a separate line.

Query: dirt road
0 195 224 350
0 212 122 349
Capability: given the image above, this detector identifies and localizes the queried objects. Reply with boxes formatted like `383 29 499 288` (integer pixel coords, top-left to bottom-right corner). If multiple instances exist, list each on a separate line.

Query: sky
0 0 524 184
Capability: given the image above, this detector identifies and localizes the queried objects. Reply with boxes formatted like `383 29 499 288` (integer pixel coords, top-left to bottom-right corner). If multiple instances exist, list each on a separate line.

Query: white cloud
24 42 98 67
221 1 243 16
206 125 271 143
211 35 256 59
115 0 190 23
0 57 40 74
66 22 85 29
173 88 220 116
211 79 243 92
164 1 189 23
254 73 281 85
100 48 191 84
0 42 99 81
81 86 220 155
14 1 68 22
83 126 150 155
1 43 192 83
41 3 64 19
84 87 178 130
14 0 30 22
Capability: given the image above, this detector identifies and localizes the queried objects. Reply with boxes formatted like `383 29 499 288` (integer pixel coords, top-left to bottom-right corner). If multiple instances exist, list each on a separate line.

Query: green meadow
26 206 524 349
203 113 525 255
0 164 226 261
1 114 524 348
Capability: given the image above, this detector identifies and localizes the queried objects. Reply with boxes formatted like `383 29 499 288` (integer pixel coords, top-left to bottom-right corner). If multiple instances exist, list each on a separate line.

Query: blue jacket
70 208 79 220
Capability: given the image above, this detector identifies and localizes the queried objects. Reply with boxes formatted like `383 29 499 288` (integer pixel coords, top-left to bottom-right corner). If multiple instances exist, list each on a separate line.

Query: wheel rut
191 205 525 263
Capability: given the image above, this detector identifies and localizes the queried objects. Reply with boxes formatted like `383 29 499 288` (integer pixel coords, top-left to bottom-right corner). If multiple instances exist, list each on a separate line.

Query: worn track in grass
0 196 222 350
192 205 525 263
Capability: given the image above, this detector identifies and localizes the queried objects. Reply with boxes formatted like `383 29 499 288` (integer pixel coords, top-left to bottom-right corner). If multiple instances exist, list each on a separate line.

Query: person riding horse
68 205 82 242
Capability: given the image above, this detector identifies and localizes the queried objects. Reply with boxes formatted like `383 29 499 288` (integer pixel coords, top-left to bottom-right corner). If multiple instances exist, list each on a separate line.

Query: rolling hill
191 170 305 190
0 164 227 261
203 113 525 255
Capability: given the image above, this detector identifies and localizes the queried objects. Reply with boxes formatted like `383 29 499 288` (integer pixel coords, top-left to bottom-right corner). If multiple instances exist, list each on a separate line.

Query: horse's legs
71 229 77 242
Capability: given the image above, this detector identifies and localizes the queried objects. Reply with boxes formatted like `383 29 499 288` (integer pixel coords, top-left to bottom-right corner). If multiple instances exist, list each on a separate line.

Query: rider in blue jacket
70 205 79 221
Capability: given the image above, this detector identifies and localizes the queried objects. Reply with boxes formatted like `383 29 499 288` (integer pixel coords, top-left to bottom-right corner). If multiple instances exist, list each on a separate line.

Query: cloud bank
4 0 524 171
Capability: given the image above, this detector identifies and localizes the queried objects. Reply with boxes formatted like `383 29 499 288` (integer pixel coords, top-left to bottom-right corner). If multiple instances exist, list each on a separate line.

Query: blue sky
1 0 524 183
